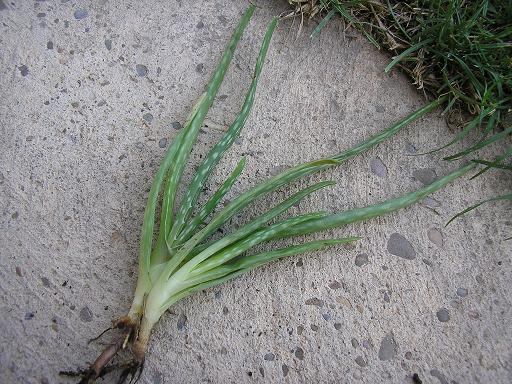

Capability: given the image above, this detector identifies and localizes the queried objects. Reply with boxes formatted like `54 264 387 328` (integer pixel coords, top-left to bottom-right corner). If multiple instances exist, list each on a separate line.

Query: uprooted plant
62 5 477 383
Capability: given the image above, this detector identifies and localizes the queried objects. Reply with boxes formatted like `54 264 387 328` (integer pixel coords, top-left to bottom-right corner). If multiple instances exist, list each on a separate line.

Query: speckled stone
387 233 416 260
79 306 93 322
73 9 88 20
305 298 324 307
158 138 167 148
436 308 450 322
370 157 387 177
355 253 369 266
413 168 436 185
427 228 443 247
378 334 397 361
135 64 148 77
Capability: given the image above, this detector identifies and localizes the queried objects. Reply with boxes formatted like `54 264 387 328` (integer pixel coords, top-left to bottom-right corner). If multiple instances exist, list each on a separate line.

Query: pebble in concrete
456 287 468 297
370 157 387 177
413 168 436 185
159 138 167 148
430 369 449 384
405 142 418 154
305 298 324 307
355 356 367 367
73 9 88 20
18 65 29 77
264 353 275 361
177 313 187 330
79 306 93 322
378 333 397 361
423 197 441 209
143 113 153 124
387 233 416 260
436 308 450 322
135 64 148 77
428 228 443 247
355 253 369 266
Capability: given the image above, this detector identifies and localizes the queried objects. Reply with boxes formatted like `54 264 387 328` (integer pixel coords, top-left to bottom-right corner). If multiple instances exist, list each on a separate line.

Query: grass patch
287 0 511 225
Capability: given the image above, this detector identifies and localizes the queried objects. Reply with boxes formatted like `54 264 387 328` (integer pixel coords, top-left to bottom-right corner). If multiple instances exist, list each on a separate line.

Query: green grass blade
333 97 446 162
446 194 512 226
385 38 434 73
470 145 512 179
330 0 381 48
471 159 512 172
176 158 247 245
154 5 256 262
444 125 512 161
310 9 336 38
386 0 411 40
417 106 493 156
279 163 476 238
168 17 278 249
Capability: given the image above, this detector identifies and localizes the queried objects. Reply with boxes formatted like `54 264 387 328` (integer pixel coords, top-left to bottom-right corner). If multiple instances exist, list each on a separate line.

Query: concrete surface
1 1 511 383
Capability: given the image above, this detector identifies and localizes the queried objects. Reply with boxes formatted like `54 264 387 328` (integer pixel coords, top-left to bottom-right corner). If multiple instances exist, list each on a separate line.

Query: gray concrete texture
1 1 511 383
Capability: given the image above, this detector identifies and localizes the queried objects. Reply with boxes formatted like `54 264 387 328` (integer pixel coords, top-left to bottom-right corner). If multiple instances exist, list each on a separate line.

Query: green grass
288 0 511 225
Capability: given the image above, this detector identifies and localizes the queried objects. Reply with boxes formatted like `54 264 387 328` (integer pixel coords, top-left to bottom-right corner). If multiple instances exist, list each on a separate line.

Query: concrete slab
1 1 511 383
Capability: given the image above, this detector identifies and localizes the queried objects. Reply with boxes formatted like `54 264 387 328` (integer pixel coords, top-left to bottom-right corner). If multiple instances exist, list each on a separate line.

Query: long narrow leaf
179 181 335 273
385 38 434 73
160 98 445 279
416 106 493 156
229 237 359 271
168 17 278 249
444 125 512 161
279 163 476 238
138 128 186 279
155 5 256 263
310 9 336 38
190 212 328 276
471 159 512 172
446 194 512 226
159 238 356 312
176 158 247 245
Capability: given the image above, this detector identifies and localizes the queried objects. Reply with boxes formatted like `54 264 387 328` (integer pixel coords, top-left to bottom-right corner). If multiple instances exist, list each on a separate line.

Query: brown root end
132 339 147 363
112 315 138 330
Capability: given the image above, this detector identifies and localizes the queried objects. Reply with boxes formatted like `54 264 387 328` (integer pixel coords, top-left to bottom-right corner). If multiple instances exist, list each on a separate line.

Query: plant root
87 327 112 345
116 360 145 384
60 316 145 384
